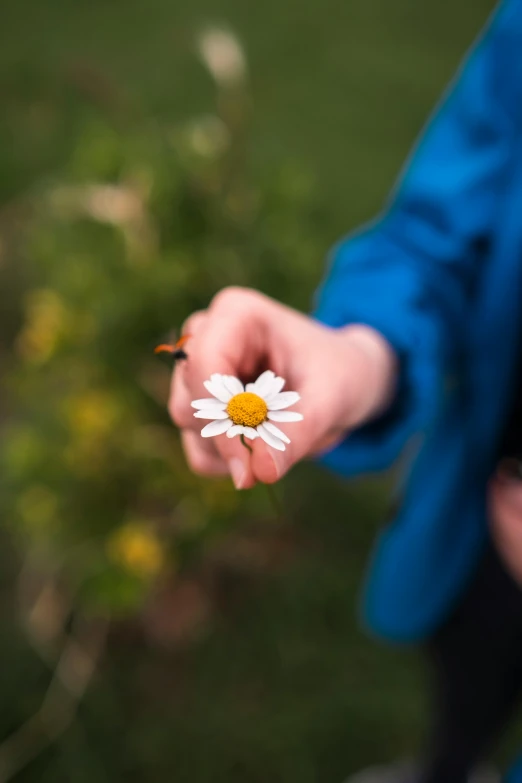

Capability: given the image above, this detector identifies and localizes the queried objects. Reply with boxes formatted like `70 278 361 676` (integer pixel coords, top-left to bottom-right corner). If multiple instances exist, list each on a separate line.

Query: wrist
334 324 399 430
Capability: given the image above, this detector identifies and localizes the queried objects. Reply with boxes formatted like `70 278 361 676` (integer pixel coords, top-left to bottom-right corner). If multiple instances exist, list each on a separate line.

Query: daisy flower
191 371 303 451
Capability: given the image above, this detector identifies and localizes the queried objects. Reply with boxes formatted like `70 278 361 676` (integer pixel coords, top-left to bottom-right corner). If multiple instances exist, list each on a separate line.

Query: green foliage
0 69 323 614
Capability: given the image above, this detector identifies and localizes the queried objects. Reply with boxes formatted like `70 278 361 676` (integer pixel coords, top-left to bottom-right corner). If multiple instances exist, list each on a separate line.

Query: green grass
1 0 495 232
2 472 428 783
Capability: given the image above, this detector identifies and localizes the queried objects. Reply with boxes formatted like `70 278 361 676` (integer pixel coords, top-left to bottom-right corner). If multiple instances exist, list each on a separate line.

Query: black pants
420 542 522 783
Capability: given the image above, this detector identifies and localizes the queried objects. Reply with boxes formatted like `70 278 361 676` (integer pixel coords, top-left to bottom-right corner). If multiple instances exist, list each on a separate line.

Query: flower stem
240 434 253 454
240 435 283 523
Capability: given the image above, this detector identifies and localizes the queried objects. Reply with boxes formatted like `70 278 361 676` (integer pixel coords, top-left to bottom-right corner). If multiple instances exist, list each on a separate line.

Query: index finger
172 292 268 487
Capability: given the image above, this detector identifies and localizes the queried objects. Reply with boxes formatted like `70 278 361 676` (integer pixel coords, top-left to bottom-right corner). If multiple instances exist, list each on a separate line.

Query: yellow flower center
226 392 267 428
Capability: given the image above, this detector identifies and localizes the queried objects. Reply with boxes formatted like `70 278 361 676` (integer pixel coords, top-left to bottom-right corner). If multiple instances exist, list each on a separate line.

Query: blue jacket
315 0 522 643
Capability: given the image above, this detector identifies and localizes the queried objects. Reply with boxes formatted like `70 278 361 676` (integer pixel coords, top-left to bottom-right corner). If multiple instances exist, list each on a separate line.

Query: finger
249 374 337 484
181 310 207 337
248 327 390 483
173 374 257 489
181 429 229 476
198 428 257 489
187 288 268 388
180 290 269 487
249 411 310 484
170 297 258 429
177 288 320 488
169 311 209 429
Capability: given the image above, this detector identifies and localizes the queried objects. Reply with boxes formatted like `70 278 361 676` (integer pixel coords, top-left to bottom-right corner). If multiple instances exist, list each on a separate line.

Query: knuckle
182 310 207 335
210 286 260 313
182 436 221 477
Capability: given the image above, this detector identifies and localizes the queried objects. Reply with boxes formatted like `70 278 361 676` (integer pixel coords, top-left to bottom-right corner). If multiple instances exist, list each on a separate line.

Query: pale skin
169 287 397 490
169 286 522 584
490 470 522 585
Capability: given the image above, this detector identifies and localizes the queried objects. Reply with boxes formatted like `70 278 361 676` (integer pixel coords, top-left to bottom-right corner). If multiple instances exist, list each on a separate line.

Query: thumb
248 378 332 484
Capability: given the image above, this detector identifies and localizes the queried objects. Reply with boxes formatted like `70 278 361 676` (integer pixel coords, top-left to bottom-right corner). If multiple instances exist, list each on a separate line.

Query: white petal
266 391 300 410
203 376 232 402
191 398 227 410
245 383 256 392
221 375 244 396
261 375 285 398
251 370 276 395
226 425 245 439
254 370 275 386
267 410 303 422
262 420 291 444
226 425 259 440
194 409 230 420
200 419 233 437
257 423 286 451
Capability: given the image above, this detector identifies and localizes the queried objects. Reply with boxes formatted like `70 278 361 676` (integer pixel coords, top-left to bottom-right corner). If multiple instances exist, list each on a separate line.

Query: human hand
490 462 522 585
169 287 397 489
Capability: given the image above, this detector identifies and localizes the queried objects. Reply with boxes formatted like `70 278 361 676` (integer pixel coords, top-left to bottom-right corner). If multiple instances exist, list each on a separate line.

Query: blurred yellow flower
65 389 120 439
17 289 68 364
107 523 165 579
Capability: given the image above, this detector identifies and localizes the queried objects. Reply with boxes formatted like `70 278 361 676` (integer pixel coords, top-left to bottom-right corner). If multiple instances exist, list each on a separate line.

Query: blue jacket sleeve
314 0 521 476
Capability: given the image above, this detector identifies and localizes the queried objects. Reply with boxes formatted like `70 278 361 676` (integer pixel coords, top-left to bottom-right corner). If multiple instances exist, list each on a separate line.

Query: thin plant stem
240 433 253 455
240 434 284 523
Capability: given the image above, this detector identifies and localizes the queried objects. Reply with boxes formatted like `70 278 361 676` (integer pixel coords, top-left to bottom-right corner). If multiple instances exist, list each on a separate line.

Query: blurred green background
0 1 511 781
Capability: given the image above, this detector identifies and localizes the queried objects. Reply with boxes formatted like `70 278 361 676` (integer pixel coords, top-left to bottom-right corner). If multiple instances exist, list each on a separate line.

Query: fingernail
228 457 246 490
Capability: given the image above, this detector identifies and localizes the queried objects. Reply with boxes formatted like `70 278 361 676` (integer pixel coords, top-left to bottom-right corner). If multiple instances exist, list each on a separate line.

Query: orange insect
154 334 191 362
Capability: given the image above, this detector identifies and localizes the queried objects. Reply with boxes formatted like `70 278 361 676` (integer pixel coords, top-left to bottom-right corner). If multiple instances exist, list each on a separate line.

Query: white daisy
191 370 303 452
